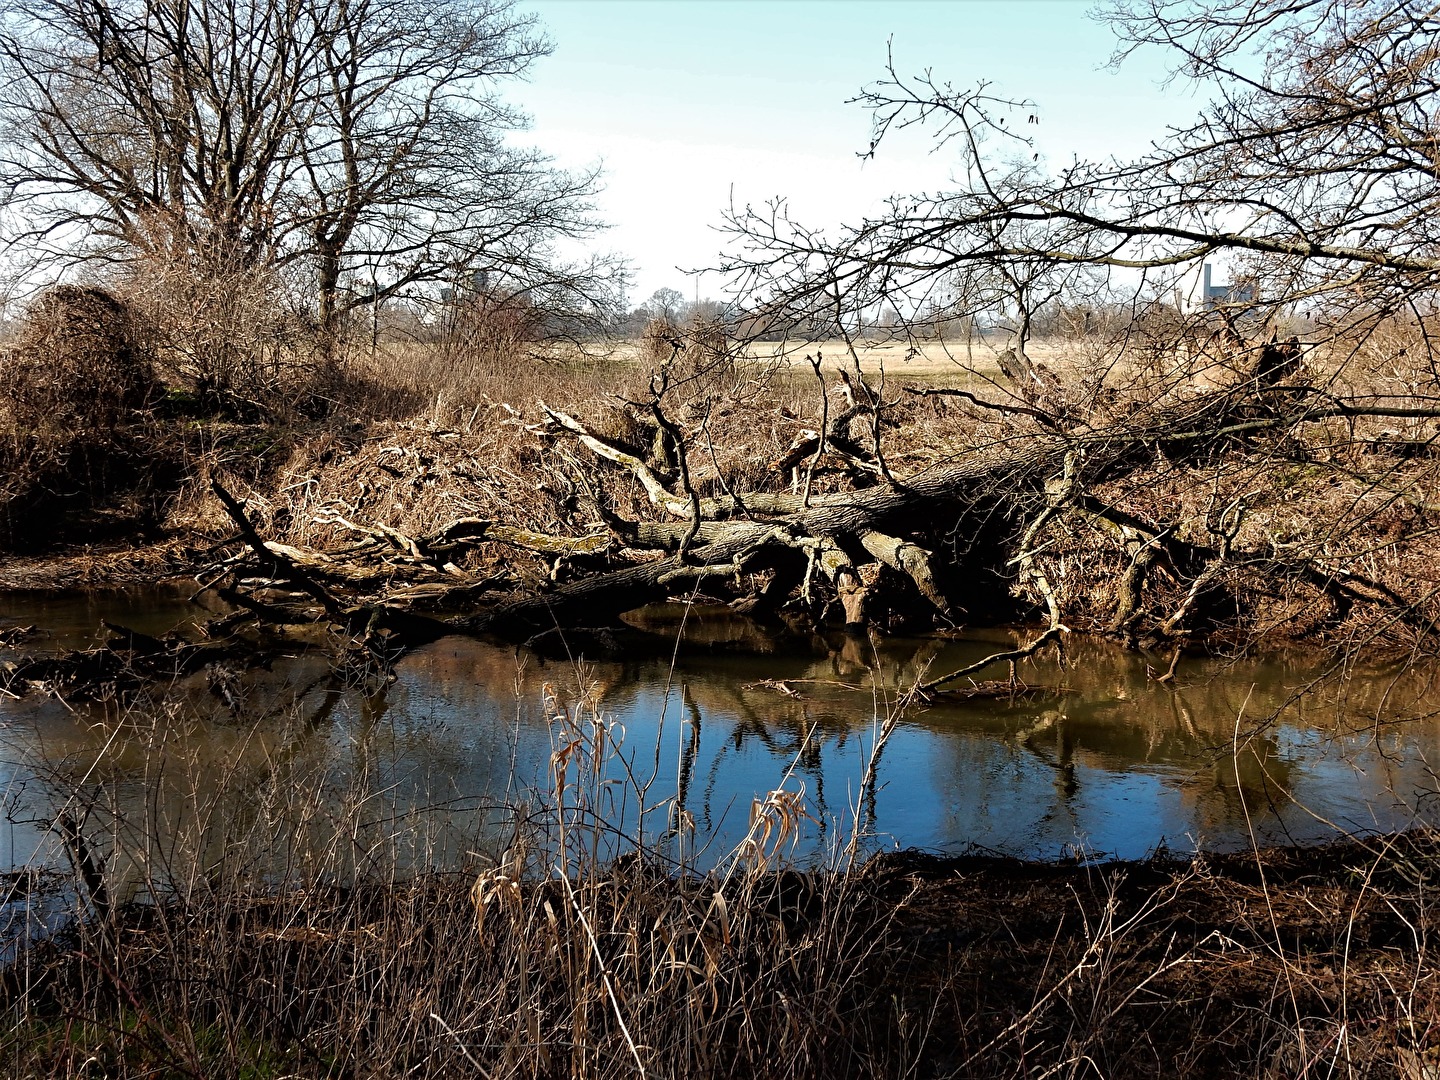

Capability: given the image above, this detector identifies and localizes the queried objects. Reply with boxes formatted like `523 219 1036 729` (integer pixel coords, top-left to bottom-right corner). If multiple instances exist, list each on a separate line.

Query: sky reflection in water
1 594 1438 879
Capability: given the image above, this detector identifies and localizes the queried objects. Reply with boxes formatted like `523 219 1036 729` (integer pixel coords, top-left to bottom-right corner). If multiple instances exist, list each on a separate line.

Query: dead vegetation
10 841 1438 1079
2 269 1439 698
0 285 157 433
1 297 1438 1080
158 315 1439 705
5 1 1440 1074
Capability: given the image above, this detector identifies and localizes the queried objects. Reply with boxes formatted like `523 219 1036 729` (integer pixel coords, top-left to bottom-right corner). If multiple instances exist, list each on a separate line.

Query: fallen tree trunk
195 371 1440 690
460 525 788 638
482 387 1250 635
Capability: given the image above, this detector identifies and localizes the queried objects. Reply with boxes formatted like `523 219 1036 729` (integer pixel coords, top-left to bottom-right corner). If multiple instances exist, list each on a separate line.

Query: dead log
859 530 949 616
452 387 1260 640
425 518 613 558
208 480 454 654
211 481 347 619
460 525 786 638
0 627 274 700
201 376 1440 667
0 625 36 648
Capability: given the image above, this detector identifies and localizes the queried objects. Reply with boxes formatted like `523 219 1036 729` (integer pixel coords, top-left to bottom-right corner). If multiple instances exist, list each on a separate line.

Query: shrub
116 256 296 417
0 285 158 432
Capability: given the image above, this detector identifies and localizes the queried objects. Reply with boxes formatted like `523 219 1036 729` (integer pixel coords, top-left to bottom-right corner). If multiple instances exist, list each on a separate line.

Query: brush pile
187 325 1440 698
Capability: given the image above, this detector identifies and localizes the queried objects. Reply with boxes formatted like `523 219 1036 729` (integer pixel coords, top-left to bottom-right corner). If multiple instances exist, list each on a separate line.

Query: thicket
1 286 157 433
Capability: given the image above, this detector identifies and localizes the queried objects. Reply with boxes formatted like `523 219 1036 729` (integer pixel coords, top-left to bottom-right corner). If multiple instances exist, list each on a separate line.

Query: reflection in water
2 597 1439 887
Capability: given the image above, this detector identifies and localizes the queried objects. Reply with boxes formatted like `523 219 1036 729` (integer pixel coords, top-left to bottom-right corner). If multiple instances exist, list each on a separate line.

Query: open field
742 335 1074 378
591 335 1069 386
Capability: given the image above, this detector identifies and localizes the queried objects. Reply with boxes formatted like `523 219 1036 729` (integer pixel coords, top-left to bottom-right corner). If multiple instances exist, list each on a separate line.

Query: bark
459 526 786 638
859 530 949 615
452 389 1243 639
210 480 453 647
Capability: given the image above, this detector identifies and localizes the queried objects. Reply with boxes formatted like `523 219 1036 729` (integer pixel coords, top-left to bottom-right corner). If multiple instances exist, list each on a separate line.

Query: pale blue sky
519 0 1203 306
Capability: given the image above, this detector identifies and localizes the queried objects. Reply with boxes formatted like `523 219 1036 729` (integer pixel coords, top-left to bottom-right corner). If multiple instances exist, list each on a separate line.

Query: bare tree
691 0 1440 655
641 286 686 324
0 0 316 270
299 0 617 338
0 0 622 342
196 1 1440 678
724 1 1440 338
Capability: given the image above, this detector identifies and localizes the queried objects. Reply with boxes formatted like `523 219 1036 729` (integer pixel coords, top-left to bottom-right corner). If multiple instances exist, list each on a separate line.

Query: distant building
1199 263 1256 311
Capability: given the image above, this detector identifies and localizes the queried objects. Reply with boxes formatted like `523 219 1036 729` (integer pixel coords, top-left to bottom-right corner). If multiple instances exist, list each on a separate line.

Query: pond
2 588 1438 889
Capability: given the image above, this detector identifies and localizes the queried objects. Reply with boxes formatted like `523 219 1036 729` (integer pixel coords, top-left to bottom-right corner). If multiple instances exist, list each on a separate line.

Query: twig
429 1012 494 1078
919 624 1067 696
904 384 1061 428
802 352 828 508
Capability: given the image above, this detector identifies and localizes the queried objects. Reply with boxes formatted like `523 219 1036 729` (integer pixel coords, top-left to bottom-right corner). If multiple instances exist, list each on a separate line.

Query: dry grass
4 302 1440 655
243 333 827 564
744 335 1005 381
133 317 1440 651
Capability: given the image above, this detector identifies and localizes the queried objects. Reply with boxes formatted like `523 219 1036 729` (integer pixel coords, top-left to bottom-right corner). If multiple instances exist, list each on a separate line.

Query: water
2 590 1438 885
0 582 208 648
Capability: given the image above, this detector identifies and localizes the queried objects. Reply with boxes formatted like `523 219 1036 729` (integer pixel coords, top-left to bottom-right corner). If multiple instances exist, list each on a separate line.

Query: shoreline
5 829 1435 1077
0 539 205 593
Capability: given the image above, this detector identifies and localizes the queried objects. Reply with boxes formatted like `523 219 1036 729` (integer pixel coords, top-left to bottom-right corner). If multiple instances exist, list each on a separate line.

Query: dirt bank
0 540 203 591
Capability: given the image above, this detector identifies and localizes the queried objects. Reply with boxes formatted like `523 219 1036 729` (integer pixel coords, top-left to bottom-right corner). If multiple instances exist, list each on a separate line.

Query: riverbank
0 540 202 592
5 319 1440 665
2 572 1436 1077
4 831 1435 1078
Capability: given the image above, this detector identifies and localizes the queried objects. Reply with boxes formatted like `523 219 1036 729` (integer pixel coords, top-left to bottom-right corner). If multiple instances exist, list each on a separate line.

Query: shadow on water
2 593 1439 915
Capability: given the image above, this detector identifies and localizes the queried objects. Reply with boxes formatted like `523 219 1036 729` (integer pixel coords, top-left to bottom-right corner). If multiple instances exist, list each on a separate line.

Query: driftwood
172 482 467 685
0 625 36 648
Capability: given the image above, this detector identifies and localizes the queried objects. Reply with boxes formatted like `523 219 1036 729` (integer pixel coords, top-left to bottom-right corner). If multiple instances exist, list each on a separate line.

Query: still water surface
2 588 1438 877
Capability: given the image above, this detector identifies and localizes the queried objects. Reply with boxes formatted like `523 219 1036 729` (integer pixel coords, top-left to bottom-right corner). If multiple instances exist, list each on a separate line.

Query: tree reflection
3 620 1438 873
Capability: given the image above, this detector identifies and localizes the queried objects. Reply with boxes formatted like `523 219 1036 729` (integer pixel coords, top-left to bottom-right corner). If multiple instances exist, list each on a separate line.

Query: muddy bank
0 540 204 592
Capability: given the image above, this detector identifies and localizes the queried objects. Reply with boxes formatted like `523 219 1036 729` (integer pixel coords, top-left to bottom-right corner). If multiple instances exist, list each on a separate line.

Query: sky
517 0 1206 309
